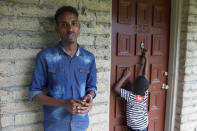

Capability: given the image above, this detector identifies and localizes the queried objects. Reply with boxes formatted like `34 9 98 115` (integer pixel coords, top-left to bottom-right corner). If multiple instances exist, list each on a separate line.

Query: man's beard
62 39 75 45
60 32 76 45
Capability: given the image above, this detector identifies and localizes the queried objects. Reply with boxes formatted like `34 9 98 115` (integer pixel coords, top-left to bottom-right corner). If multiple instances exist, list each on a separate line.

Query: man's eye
72 22 77 26
62 23 67 27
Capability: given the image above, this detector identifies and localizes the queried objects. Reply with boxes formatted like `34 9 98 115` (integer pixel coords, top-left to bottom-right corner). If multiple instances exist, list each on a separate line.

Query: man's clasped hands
62 95 93 114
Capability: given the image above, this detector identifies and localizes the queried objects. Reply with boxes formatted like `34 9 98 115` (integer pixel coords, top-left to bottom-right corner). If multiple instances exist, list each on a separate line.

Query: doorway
110 0 171 130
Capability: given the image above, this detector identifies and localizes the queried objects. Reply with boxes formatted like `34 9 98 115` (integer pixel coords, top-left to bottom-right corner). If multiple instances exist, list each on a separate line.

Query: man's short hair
55 6 79 24
133 76 149 96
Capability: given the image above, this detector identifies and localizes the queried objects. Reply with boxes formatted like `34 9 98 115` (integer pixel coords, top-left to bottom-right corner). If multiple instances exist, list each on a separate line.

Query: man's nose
67 24 73 32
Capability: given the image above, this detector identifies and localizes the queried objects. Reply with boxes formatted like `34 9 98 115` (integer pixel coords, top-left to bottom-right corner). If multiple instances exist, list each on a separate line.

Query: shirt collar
57 42 81 57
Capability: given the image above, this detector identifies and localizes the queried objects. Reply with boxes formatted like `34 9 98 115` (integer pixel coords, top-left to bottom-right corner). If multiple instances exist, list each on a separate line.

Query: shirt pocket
48 67 56 75
48 66 64 78
48 67 58 83
78 67 89 83
79 68 89 74
48 68 63 98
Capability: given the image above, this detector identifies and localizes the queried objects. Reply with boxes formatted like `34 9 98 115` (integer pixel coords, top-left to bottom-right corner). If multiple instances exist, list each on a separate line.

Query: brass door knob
162 83 169 90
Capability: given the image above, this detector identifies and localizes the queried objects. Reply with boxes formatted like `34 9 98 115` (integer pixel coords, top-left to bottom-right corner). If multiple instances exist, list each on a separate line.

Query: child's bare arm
143 51 148 78
137 49 148 78
113 69 131 95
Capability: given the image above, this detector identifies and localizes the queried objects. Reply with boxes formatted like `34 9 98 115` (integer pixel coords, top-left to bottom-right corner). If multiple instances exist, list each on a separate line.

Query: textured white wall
175 0 197 130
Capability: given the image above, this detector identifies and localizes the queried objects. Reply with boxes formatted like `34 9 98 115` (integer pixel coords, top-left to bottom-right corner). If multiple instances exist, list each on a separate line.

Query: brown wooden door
110 0 170 131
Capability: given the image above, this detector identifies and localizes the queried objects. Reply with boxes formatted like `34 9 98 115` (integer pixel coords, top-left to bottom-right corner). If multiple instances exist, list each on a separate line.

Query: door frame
164 0 183 130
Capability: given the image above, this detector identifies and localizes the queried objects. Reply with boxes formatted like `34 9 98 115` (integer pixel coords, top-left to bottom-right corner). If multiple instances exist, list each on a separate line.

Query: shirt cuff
29 90 43 101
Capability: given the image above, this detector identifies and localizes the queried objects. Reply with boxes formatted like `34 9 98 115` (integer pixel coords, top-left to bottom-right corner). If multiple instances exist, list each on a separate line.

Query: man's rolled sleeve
86 55 97 98
29 53 47 101
29 90 44 101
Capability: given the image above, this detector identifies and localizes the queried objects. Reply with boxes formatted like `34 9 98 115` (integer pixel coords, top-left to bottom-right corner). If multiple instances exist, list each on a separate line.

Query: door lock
162 83 169 90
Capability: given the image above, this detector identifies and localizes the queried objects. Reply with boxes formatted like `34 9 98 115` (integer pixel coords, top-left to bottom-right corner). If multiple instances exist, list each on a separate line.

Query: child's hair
133 76 149 96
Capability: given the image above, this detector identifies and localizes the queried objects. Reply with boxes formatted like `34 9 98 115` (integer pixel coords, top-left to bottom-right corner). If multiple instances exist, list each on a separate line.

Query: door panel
117 33 135 56
110 0 170 130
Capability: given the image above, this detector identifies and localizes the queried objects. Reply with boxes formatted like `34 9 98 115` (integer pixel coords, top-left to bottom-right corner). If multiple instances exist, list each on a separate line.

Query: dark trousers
128 127 147 131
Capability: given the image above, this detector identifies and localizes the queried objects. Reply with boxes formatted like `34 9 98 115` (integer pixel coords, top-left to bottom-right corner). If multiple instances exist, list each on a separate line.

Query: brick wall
0 0 112 131
175 0 197 130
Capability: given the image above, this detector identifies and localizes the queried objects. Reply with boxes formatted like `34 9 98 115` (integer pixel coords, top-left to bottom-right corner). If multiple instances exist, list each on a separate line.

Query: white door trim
164 0 183 131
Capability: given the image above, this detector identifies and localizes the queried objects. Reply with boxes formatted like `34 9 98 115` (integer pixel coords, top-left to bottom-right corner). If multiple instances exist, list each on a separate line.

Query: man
29 6 97 131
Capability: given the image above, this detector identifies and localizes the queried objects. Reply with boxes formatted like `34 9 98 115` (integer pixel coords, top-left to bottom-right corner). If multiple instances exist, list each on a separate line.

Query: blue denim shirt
29 43 97 131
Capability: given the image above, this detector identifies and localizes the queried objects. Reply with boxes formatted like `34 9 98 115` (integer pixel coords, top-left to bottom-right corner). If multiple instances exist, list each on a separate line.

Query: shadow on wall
17 17 59 129
0 16 58 130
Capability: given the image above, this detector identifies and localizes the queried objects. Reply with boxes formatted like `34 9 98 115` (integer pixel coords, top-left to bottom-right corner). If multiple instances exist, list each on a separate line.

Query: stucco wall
175 0 197 130
0 0 112 131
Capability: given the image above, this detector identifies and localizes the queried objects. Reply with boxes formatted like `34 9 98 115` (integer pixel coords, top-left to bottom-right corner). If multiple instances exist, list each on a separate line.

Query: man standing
29 6 97 131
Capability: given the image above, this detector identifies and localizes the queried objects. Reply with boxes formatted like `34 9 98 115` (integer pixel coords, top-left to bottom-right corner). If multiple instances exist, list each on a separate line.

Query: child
113 49 149 131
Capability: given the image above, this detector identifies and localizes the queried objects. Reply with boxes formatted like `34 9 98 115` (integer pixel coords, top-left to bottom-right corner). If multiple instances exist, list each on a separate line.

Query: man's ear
78 23 81 35
55 25 59 34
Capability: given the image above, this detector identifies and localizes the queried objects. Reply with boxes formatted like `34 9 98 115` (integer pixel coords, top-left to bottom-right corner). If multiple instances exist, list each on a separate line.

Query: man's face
56 12 80 45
